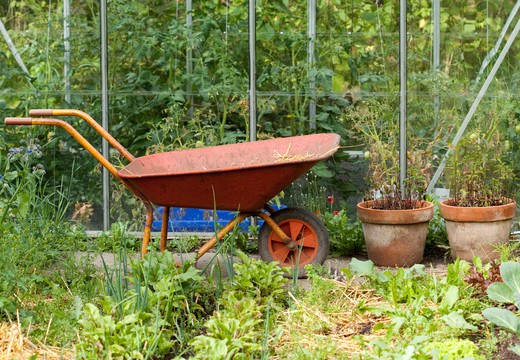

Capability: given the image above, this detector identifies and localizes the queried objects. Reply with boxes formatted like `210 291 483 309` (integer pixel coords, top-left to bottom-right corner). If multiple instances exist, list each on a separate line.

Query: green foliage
77 250 288 358
347 97 442 208
285 172 329 214
446 129 515 206
426 196 449 246
93 222 139 252
343 258 487 357
190 294 266 359
0 140 103 346
323 209 364 257
227 251 288 307
76 251 210 358
190 252 287 358
424 339 484 359
483 261 520 356
0 137 46 224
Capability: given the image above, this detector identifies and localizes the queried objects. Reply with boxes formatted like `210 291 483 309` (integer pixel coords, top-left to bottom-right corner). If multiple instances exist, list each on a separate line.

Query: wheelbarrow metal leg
142 203 154 257
160 206 170 252
196 213 249 260
263 204 276 215
256 211 297 250
195 210 297 260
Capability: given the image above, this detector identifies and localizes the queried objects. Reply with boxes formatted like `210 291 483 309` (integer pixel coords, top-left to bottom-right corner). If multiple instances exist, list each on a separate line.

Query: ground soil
494 331 520 360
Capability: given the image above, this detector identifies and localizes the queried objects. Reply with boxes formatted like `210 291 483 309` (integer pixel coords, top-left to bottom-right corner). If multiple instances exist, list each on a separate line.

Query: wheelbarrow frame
5 109 339 268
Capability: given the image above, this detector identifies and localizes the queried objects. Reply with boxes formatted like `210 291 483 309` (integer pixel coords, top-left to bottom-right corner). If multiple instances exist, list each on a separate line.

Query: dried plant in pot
440 130 516 263
350 100 436 267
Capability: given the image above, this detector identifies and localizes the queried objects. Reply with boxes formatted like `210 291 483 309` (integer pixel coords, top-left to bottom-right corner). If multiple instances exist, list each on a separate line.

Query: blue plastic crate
151 207 254 232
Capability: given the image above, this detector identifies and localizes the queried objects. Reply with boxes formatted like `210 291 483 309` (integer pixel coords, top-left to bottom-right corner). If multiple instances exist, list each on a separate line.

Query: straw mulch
273 277 391 358
0 319 73 360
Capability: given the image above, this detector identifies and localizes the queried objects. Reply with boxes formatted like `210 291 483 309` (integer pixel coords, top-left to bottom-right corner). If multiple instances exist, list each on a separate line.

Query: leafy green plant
344 258 483 357
226 251 288 308
77 251 210 358
94 222 139 253
424 339 484 359
191 252 287 358
426 196 449 246
465 259 502 298
445 129 514 207
285 172 329 215
190 293 266 359
323 209 364 257
0 137 45 224
483 261 520 356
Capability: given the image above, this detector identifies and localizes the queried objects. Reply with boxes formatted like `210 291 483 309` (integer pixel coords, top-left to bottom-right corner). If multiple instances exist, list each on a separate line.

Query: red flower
333 210 339 215
327 195 334 204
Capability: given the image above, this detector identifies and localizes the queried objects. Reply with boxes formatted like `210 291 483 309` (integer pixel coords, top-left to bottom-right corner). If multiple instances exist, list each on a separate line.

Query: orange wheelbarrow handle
29 109 135 162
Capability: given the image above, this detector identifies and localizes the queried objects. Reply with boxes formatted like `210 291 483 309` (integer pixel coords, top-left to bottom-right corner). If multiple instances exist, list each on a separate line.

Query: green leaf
487 282 515 304
441 312 477 331
510 344 520 356
483 307 520 333
3 171 18 181
349 258 374 276
441 285 459 310
369 338 388 350
463 23 476 34
18 191 30 218
310 162 334 178
120 313 140 325
515 292 520 310
500 262 520 294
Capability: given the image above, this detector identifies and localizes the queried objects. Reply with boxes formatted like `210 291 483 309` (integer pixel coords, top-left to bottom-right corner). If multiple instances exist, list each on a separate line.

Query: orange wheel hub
267 218 319 267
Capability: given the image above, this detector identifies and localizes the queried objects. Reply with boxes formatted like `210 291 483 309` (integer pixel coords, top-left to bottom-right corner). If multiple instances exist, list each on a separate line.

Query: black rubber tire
258 208 329 277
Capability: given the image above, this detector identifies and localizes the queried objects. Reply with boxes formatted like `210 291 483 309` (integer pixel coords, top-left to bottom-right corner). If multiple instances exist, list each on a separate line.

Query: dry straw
273 277 391 357
274 143 340 162
0 315 72 360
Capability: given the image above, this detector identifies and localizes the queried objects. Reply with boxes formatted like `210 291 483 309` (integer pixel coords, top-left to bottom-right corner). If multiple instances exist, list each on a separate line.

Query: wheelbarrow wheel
258 208 329 277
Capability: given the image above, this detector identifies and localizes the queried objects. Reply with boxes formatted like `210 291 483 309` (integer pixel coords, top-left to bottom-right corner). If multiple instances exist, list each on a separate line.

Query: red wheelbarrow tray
118 133 340 212
5 109 340 268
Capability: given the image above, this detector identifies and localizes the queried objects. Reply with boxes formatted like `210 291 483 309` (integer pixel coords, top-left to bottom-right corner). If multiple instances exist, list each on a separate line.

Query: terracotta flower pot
439 200 516 262
357 200 434 267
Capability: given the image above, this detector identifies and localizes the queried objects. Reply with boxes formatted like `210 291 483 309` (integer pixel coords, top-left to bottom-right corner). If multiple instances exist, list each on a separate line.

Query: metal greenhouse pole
186 0 193 119
399 0 407 192
308 0 316 129
432 0 440 120
63 0 71 104
473 0 520 88
100 0 110 231
0 19 32 83
248 0 257 142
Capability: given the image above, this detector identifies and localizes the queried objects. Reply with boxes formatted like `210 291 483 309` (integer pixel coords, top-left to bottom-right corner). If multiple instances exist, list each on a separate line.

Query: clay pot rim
440 199 517 222
357 200 434 225
357 200 434 212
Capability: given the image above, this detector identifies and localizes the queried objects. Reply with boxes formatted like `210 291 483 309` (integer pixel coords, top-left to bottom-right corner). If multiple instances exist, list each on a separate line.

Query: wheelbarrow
5 109 340 272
